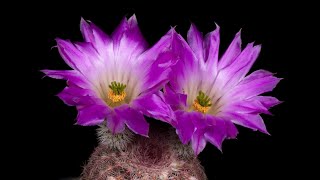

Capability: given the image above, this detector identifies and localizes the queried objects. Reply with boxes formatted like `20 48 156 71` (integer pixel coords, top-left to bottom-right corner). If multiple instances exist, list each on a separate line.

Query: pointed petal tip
265 131 271 136
189 23 197 30
166 27 179 38
207 22 220 36
55 38 70 46
204 22 220 36
254 44 262 50
80 17 86 23
40 70 48 79
55 37 63 42
248 42 262 50
80 17 90 27
214 22 220 30
235 28 242 37
248 42 255 47
169 26 178 33
39 69 50 78
273 77 283 87
40 69 47 74
228 29 241 49
128 14 138 26
259 128 270 135
40 69 54 79
214 143 223 152
188 23 202 36
128 14 137 21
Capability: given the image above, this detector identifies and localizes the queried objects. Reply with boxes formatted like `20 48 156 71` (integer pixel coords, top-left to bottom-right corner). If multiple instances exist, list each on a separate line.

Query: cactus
96 123 134 151
168 128 195 160
81 126 207 180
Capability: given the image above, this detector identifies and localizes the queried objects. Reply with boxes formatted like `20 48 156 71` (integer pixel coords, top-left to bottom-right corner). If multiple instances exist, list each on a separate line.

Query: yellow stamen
193 99 210 113
108 90 126 103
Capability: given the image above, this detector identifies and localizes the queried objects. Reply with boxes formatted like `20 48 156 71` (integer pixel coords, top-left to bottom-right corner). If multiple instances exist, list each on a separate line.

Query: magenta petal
80 18 96 43
163 85 187 111
187 23 204 61
80 18 110 51
55 39 101 78
204 24 220 74
224 99 271 115
191 128 207 155
204 125 225 151
226 112 269 134
111 17 128 45
126 15 148 49
191 112 208 129
76 105 109 126
204 118 238 151
115 105 149 137
55 38 83 71
225 120 239 139
73 42 100 60
219 43 261 90
41 70 90 88
218 30 242 69
253 96 282 108
175 111 196 144
112 15 147 60
140 50 173 93
169 31 200 92
138 29 176 93
57 86 95 106
131 93 175 124
72 42 104 79
240 70 274 83
106 111 125 134
228 72 281 100
112 15 148 47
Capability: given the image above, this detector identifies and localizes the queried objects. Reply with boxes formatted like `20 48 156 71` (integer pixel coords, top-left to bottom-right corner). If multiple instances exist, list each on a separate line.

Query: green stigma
196 91 212 107
108 81 126 95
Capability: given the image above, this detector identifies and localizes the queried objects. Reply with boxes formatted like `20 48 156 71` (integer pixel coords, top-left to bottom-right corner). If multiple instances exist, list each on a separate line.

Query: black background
31 5 291 180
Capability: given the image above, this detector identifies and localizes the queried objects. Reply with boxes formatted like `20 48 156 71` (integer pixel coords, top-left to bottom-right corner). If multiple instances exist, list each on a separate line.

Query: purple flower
42 15 176 137
163 24 281 155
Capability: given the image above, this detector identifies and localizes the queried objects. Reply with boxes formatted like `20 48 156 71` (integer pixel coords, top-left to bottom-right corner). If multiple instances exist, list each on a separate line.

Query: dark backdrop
32 6 290 179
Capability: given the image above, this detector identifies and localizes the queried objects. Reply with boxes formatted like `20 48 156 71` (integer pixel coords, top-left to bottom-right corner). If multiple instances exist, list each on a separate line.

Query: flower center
108 81 127 103
193 91 212 113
